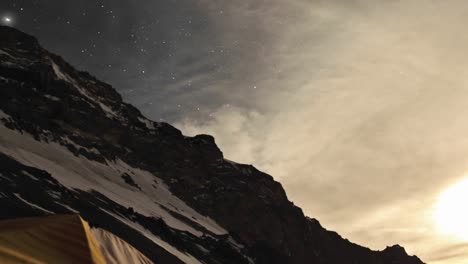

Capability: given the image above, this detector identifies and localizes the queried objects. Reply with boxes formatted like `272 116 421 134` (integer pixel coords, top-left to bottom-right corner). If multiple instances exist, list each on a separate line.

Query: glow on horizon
434 177 468 240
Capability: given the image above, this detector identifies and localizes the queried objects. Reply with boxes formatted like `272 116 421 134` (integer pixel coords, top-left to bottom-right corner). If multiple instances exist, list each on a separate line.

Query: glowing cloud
434 177 468 240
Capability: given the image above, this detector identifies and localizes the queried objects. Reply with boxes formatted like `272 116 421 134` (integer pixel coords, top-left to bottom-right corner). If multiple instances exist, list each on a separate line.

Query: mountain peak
0 25 41 53
381 245 424 264
384 244 407 253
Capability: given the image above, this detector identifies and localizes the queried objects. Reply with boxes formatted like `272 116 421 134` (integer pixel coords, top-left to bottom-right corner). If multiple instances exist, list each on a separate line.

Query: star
2 16 13 25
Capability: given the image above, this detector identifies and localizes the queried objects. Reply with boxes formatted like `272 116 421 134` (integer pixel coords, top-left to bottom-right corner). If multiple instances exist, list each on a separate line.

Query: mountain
0 25 425 264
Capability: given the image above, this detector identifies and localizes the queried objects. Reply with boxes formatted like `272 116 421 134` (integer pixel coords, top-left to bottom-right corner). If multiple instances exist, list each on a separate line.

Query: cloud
427 242 468 264
175 0 468 262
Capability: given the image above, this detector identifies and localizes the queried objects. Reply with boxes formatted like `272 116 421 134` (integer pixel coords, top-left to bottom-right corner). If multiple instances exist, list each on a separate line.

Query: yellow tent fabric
0 214 106 264
0 214 153 264
91 227 154 264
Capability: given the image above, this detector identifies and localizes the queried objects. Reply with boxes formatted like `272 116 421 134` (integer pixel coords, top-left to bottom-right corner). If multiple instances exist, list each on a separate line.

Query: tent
0 214 154 264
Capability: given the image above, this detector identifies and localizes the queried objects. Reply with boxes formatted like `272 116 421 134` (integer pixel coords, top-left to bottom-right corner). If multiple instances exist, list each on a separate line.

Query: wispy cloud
173 1 468 262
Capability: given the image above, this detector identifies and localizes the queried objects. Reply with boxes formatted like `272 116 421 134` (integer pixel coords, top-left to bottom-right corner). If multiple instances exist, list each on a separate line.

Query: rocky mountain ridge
0 25 424 264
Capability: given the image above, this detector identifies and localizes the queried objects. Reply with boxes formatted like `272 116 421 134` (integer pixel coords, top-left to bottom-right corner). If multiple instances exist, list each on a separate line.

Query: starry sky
2 1 468 263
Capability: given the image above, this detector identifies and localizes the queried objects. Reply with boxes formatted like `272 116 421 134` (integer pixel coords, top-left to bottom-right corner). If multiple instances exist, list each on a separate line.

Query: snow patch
52 62 76 84
0 174 12 182
138 117 155 130
61 137 101 155
51 60 120 118
13 193 54 214
98 102 118 119
21 170 40 181
44 94 61 101
0 49 15 58
47 191 61 199
0 49 35 69
195 244 210 254
54 202 79 213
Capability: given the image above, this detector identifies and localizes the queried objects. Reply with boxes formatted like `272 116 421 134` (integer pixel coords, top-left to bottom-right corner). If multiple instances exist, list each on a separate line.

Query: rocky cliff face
0 25 424 264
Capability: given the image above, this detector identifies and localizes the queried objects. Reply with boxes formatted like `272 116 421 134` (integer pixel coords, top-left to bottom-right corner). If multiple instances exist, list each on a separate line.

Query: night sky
2 1 468 264
0 0 273 122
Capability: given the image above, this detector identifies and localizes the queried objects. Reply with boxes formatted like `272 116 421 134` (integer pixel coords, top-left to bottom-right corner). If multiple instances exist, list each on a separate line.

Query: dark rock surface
0 25 424 264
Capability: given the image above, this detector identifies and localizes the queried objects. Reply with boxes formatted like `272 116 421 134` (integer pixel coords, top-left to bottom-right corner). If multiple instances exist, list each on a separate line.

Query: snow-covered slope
0 121 225 237
0 119 238 264
0 25 425 264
